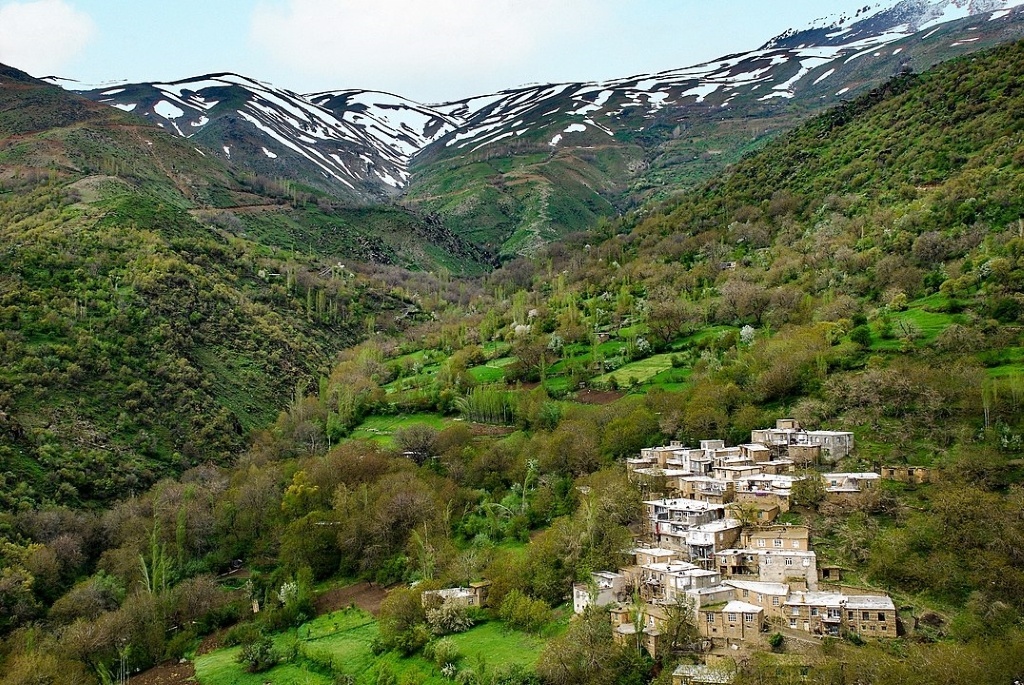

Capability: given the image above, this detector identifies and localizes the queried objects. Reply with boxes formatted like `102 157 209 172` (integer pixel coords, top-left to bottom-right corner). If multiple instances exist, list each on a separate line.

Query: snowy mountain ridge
72 0 1024 203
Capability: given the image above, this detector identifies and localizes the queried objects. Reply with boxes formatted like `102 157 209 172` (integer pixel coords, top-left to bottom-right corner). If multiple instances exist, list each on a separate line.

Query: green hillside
0 67 480 507
2 39 1024 685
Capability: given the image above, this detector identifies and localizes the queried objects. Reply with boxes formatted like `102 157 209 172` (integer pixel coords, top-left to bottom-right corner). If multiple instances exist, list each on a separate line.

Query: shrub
429 636 461 668
498 590 551 634
426 601 475 635
238 632 277 673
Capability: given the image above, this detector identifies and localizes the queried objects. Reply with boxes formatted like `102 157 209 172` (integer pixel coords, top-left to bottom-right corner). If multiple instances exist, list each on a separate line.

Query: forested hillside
1 40 1024 685
0 65 482 507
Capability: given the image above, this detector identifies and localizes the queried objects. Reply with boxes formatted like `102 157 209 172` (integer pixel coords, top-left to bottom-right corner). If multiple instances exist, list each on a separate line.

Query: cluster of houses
422 419 908 684
575 420 899 673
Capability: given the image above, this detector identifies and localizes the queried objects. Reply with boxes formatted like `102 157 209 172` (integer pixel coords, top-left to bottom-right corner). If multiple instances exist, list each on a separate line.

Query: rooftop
673 664 735 684
724 579 790 595
845 595 896 610
644 497 724 510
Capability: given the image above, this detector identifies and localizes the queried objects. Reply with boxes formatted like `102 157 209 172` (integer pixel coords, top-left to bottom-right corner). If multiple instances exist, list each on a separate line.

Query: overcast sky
0 0 884 102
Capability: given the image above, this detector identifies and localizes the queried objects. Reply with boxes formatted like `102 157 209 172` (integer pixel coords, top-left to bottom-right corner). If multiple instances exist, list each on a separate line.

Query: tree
535 608 617 685
395 424 440 466
376 586 428 654
790 473 825 509
498 590 551 634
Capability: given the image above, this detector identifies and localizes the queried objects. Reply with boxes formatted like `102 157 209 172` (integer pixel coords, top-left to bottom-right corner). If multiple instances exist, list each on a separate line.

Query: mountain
67 0 1024 259
0 64 478 507
71 74 462 203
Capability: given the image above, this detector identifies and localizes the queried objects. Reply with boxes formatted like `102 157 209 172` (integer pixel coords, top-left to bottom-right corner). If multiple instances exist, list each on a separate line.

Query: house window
727 613 737 622
882 625 888 631
742 589 748 597
706 613 714 623
862 612 870 621
772 597 780 607
785 557 794 566
756 594 763 602
810 607 818 616
764 556 772 565
792 540 800 549
744 613 755 623
848 611 855 620
773 539 783 548
789 620 797 629
878 613 886 622
757 539 766 547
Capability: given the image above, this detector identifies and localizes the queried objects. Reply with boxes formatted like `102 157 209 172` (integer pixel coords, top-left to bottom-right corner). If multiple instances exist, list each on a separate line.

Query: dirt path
314 581 388 616
573 388 625 405
131 661 196 685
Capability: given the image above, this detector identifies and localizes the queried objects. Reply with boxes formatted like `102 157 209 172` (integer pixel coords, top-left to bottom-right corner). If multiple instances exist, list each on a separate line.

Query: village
425 419 925 685
581 419 910 683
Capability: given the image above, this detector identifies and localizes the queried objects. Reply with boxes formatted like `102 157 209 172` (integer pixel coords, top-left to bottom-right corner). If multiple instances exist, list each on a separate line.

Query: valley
1 3 1024 684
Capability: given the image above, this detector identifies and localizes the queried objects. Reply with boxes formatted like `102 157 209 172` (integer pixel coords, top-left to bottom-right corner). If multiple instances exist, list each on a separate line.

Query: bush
768 632 784 652
427 636 461 668
849 325 872 347
238 632 277 673
426 601 475 635
498 590 551 634
222 621 261 647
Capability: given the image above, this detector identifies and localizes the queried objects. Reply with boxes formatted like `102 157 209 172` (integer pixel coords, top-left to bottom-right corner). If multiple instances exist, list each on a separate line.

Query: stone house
782 591 845 635
742 525 810 551
634 547 683 566
609 602 670 659
759 550 818 591
723 580 790 621
750 420 854 460
822 472 881 500
784 591 896 638
701 600 765 642
646 498 726 549
686 519 743 568
844 595 898 638
739 443 772 463
421 581 491 609
733 489 792 514
881 465 936 484
572 571 629 614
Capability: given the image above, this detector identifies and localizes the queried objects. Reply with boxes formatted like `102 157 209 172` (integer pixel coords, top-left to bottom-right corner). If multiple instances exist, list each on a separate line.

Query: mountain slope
73 74 462 203
0 66 457 507
70 0 1024 259
406 0 1024 256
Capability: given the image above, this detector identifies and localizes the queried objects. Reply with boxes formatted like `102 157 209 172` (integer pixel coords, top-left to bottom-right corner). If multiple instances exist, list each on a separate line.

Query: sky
0 0 887 102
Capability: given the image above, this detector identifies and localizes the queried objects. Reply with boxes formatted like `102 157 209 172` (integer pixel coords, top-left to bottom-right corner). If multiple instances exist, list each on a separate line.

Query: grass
468 357 515 383
592 353 678 387
193 609 550 685
448 619 552 667
349 413 450 445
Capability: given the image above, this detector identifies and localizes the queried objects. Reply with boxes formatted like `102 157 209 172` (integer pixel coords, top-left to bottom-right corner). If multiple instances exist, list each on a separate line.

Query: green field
592 353 678 387
468 356 515 383
194 608 549 685
349 413 450 445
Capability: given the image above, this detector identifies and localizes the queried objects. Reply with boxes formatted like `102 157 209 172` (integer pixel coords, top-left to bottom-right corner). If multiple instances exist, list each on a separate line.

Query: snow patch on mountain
73 0 1023 197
